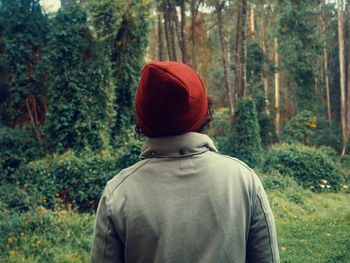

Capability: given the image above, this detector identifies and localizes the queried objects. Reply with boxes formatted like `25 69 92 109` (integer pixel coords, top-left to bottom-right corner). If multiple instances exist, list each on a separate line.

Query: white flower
321 179 327 184
326 185 331 189
342 185 349 189
320 184 325 189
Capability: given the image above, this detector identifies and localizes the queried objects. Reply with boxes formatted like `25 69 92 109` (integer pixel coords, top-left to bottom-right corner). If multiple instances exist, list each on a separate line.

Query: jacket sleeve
91 186 125 263
246 179 280 263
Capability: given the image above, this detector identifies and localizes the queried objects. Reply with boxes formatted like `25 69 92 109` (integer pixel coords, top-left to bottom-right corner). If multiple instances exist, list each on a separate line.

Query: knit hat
135 61 208 137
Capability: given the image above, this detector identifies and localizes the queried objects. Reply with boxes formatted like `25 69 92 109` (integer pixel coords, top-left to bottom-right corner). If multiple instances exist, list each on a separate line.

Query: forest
0 0 350 262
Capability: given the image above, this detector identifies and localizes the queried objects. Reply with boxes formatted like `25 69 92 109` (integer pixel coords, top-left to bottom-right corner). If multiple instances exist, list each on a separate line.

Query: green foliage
0 126 44 178
313 115 343 153
281 110 317 146
262 143 344 192
258 111 278 146
2 135 142 212
318 145 338 162
246 40 264 93
277 0 322 111
259 170 301 191
0 0 49 126
218 97 262 168
88 0 151 138
210 107 230 137
44 4 111 152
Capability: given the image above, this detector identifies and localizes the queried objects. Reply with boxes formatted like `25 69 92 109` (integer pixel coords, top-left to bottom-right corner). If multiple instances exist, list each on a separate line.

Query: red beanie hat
135 61 208 137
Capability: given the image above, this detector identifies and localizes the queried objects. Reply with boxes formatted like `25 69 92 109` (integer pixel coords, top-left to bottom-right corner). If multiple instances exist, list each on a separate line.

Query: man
91 61 280 263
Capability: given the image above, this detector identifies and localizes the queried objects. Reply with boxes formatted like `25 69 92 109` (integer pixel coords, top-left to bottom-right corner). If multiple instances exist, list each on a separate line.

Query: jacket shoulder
106 159 150 195
205 151 261 185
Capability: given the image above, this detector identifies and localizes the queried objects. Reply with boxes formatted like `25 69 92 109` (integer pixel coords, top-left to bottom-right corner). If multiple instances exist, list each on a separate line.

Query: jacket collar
140 132 218 159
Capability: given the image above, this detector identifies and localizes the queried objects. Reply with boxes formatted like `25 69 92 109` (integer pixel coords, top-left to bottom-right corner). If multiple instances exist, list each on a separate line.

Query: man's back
91 133 279 263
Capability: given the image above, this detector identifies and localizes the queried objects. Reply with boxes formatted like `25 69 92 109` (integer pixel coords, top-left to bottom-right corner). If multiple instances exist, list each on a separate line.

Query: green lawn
269 190 350 262
1 190 349 262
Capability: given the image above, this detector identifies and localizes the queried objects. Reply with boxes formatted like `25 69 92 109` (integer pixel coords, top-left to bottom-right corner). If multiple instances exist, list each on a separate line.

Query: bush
262 143 344 192
4 137 143 212
259 170 300 191
0 126 44 178
318 145 338 162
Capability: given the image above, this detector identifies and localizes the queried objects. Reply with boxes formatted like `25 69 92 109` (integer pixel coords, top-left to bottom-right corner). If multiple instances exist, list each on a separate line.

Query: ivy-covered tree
277 0 322 112
45 3 110 152
219 97 262 168
88 0 151 139
0 0 49 136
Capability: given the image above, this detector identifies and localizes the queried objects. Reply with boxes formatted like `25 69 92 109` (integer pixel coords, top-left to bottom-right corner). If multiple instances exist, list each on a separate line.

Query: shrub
0 126 44 178
262 143 344 192
318 145 338 162
218 97 262 168
259 170 300 191
5 137 143 212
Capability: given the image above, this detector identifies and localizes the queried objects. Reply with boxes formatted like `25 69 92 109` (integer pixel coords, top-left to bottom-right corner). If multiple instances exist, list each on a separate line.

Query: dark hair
135 96 214 139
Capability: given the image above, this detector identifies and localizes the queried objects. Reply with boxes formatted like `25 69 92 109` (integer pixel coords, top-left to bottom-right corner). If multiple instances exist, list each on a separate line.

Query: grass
0 206 94 263
1 189 349 262
269 190 350 263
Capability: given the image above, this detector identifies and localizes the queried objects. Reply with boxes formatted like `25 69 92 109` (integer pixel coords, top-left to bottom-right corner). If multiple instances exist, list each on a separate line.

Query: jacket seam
257 192 275 262
102 208 112 263
110 159 151 194
220 154 254 172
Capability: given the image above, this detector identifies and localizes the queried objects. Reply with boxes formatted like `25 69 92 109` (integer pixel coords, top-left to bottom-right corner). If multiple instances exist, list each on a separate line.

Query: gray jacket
91 132 280 263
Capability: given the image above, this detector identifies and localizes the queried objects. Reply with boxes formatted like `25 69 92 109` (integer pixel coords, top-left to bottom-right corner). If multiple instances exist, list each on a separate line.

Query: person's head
135 61 213 138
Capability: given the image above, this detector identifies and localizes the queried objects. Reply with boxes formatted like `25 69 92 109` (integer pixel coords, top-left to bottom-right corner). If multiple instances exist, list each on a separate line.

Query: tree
89 0 151 139
277 0 322 112
274 37 280 136
337 0 348 159
216 0 234 115
158 13 165 60
180 0 189 64
163 0 177 61
219 97 262 168
45 4 109 151
0 0 49 140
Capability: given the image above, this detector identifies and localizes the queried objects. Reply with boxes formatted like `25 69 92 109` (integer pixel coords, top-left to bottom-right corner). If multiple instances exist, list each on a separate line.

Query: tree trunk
217 1 234 115
234 1 242 98
324 46 331 125
347 2 350 158
261 16 269 114
158 14 165 61
320 14 331 125
241 0 248 97
180 0 188 64
163 0 177 61
250 6 256 37
168 2 177 61
338 0 348 161
274 37 280 137
170 0 182 47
